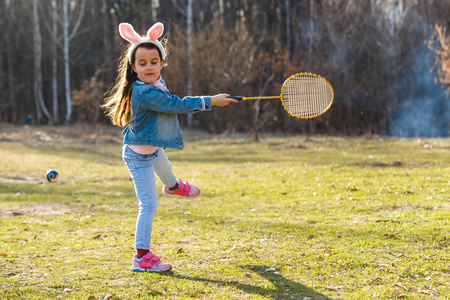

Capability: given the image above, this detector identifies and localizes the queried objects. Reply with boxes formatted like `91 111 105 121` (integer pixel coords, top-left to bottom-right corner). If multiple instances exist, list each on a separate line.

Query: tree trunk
63 0 72 124
5 2 18 123
6 33 17 123
33 0 52 125
285 0 291 55
186 0 194 128
253 73 275 141
62 0 86 125
51 0 59 124
308 0 314 69
253 99 261 142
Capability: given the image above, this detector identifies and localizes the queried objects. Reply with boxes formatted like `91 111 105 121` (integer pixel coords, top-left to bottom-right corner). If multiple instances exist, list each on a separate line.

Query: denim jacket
123 80 212 149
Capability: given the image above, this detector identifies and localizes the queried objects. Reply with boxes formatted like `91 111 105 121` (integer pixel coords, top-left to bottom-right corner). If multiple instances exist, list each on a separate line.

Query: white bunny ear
119 22 167 63
147 22 164 40
118 23 141 44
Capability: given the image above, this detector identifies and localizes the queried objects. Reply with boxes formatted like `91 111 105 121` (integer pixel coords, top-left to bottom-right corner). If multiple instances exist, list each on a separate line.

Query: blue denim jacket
123 80 212 149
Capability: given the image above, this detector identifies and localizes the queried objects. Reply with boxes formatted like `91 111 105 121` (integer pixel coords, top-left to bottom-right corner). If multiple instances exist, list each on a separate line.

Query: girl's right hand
211 94 239 107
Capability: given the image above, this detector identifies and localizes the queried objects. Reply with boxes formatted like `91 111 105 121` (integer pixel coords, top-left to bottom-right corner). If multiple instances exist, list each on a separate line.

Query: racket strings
282 75 333 118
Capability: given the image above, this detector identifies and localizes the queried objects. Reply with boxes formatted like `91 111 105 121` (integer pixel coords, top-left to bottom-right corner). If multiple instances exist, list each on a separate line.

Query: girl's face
132 47 164 85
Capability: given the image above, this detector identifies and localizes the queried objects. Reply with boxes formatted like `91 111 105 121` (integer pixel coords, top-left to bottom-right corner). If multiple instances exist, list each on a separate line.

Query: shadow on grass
160 265 334 299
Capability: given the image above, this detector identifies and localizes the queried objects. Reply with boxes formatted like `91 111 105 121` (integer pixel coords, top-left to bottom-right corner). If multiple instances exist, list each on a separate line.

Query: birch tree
33 0 52 124
0 1 6 122
172 0 195 128
62 0 86 124
51 0 59 123
285 0 291 54
186 0 194 127
4 0 18 123
308 0 314 67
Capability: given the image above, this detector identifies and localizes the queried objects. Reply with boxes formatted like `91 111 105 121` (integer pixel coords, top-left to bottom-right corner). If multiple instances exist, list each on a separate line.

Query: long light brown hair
103 43 166 127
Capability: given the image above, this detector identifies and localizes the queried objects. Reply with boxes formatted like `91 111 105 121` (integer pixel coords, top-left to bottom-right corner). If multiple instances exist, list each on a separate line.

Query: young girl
103 22 237 272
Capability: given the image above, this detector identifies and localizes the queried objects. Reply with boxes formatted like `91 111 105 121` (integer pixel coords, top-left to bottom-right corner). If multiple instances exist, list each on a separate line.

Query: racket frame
280 72 334 119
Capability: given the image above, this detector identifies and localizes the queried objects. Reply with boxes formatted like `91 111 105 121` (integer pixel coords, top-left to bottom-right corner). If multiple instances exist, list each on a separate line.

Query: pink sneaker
131 252 172 272
162 179 200 198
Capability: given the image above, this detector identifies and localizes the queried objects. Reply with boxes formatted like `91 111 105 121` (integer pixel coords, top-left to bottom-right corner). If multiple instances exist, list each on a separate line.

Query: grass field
0 125 449 300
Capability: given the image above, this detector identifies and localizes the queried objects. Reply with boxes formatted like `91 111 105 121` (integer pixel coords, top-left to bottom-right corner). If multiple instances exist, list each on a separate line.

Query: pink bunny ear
118 23 141 44
147 22 164 40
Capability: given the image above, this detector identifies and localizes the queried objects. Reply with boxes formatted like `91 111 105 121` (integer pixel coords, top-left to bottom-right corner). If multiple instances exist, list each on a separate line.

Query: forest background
0 0 449 137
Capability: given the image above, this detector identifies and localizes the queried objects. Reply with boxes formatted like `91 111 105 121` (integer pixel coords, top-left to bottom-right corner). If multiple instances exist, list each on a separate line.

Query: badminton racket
229 73 334 119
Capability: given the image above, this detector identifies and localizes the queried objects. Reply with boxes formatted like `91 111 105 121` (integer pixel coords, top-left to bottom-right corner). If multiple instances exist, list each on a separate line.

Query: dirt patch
353 161 431 168
0 203 72 217
0 124 123 146
0 176 43 184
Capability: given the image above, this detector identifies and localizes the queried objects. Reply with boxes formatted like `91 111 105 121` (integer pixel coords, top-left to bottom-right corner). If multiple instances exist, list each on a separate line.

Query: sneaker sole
162 190 200 198
131 265 172 272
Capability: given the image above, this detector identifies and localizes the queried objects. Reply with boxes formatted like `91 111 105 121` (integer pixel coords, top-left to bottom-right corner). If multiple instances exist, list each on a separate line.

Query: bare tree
62 0 86 124
171 0 195 128
308 0 314 64
430 25 450 94
51 0 59 123
32 0 52 125
1 0 448 135
186 0 194 128
374 0 412 132
4 1 19 123
285 0 291 54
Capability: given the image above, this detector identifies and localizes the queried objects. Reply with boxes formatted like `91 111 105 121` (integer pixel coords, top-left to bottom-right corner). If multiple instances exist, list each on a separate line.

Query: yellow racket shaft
236 96 281 100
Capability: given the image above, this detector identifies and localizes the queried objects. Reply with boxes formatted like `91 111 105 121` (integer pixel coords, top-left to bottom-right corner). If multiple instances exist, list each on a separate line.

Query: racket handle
228 96 243 101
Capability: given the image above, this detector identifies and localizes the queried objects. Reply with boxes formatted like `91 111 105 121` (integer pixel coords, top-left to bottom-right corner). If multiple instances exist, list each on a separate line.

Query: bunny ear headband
118 22 166 63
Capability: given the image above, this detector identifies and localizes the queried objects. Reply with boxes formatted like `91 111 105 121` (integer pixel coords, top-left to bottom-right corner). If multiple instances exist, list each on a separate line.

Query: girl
103 22 237 272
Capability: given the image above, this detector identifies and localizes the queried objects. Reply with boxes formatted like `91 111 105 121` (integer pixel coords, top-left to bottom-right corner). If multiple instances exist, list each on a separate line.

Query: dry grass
0 125 449 299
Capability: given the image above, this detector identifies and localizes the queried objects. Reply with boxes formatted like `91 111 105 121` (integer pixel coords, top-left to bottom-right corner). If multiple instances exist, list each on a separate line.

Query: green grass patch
0 126 449 299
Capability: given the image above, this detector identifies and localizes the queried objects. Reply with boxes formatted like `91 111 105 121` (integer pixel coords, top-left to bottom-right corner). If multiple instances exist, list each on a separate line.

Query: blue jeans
122 145 177 249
